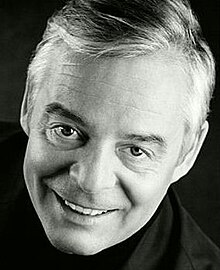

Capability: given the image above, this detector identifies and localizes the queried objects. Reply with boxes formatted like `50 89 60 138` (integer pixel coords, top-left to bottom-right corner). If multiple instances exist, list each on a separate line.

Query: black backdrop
0 0 220 247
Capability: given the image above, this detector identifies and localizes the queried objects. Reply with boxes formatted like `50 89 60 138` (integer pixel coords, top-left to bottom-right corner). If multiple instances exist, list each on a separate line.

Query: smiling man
1 0 220 269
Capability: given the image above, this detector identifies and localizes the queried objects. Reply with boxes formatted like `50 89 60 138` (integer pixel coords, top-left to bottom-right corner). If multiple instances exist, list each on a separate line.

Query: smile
64 200 109 216
52 189 119 218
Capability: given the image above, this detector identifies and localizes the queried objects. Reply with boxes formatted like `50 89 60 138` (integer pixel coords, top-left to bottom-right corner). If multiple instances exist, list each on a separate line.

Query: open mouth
54 191 118 217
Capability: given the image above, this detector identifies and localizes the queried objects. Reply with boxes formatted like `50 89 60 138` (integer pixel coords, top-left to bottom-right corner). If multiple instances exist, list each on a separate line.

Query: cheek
119 165 175 209
113 170 173 236
24 134 74 178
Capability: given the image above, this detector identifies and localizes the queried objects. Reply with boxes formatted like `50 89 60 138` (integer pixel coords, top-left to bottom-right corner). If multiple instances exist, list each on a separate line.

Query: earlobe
172 121 209 183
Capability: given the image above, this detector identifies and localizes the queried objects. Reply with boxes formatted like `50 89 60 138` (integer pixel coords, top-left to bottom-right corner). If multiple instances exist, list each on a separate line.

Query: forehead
34 51 188 136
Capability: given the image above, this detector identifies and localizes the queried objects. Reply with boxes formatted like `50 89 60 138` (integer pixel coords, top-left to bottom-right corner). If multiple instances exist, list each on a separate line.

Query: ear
172 121 209 183
20 78 32 136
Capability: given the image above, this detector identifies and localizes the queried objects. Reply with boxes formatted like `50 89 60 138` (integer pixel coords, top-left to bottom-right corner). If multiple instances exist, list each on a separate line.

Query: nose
69 144 117 193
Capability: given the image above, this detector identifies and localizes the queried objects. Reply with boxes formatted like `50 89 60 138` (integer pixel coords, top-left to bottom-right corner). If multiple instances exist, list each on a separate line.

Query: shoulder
170 189 220 270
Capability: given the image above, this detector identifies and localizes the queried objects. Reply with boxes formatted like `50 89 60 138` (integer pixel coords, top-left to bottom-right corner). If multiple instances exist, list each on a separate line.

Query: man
0 0 220 268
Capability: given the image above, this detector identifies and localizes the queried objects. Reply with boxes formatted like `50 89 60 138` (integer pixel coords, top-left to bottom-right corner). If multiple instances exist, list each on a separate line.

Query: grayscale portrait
0 0 220 269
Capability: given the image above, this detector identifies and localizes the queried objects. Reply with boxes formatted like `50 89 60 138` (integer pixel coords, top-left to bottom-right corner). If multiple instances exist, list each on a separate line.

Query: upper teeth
64 200 108 216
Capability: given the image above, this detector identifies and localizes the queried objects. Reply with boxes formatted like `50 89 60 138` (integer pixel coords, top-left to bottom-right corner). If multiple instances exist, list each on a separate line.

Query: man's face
23 51 187 255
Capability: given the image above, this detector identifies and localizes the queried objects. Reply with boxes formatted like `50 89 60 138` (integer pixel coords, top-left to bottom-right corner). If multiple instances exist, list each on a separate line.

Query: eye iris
130 147 143 156
59 126 74 137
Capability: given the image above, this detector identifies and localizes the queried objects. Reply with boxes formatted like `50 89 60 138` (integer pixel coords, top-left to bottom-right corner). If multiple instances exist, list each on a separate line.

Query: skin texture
21 50 208 255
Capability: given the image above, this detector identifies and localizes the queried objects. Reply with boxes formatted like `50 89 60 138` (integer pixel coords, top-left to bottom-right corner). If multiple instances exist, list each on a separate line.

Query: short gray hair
24 0 215 135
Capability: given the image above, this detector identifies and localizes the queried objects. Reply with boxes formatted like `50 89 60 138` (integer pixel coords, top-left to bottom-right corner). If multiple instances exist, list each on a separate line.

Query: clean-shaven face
23 51 187 255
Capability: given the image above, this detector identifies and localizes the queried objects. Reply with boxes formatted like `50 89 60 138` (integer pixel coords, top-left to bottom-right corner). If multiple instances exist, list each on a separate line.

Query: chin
45 228 110 256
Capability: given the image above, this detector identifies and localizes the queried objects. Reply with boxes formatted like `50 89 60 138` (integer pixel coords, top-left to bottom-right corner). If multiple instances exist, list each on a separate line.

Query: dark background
0 0 220 247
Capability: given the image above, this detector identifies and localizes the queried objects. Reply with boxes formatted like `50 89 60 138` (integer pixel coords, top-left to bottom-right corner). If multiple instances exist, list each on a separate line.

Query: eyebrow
122 134 167 150
44 102 88 127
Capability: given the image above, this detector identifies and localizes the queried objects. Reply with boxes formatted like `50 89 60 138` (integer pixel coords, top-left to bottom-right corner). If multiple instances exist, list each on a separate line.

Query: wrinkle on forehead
38 53 186 128
58 71 159 101
58 56 185 103
56 83 164 116
54 76 182 121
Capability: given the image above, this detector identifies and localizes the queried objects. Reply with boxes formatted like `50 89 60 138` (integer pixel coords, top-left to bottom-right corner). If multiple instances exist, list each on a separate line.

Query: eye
129 146 145 157
118 145 152 160
116 145 156 173
46 124 84 146
54 125 79 139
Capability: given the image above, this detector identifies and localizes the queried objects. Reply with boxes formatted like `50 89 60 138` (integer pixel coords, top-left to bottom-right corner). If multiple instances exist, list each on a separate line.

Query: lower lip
53 191 118 226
